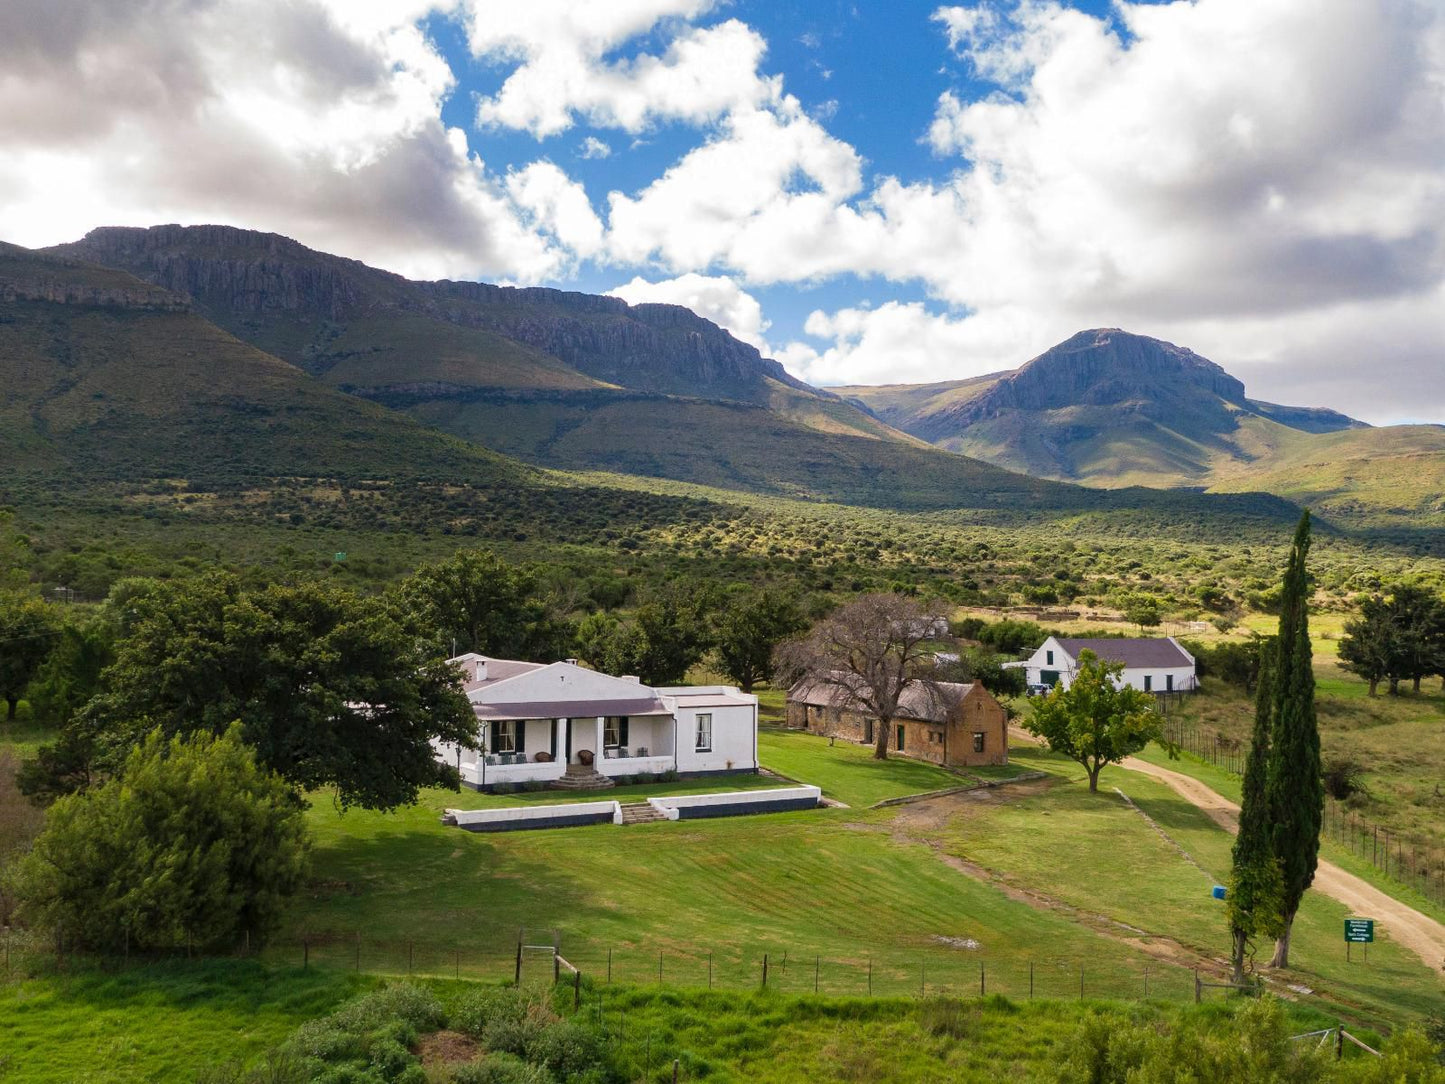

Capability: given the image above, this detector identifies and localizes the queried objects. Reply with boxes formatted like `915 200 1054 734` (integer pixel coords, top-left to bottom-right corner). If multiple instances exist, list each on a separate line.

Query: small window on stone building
972 732 985 753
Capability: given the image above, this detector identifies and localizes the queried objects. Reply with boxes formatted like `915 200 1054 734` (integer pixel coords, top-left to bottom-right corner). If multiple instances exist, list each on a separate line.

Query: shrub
658 769 680 783
525 1021 603 1078
8 724 308 950
451 1053 555 1084
1322 757 1368 801
492 782 518 795
522 780 548 793
633 771 656 785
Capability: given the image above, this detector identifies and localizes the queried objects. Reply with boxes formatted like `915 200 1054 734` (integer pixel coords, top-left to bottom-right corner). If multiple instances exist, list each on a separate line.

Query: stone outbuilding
786 676 1009 767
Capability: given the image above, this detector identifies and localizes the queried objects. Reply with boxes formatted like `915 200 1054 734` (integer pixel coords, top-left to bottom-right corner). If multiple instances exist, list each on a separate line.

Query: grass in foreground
0 960 364 1084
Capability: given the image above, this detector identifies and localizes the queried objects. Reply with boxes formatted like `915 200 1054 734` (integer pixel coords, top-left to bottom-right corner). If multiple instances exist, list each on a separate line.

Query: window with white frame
694 713 712 753
972 731 985 753
493 720 519 753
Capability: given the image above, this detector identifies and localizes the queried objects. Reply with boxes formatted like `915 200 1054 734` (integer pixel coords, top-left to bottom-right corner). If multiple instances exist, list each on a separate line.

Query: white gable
472 661 650 704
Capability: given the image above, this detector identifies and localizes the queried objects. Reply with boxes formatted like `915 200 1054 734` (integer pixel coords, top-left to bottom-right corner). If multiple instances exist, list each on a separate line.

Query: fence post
867 956 872 996
762 952 768 989
303 937 309 970
574 968 581 1011
607 947 612 984
708 951 713 990
515 940 522 985
408 940 414 974
980 961 985 997
1143 967 1149 998
814 955 820 994
658 950 663 986
554 951 561 984
1336 1028 1344 1061
1194 969 1201 1004
672 1059 679 1084
1079 965 1084 1000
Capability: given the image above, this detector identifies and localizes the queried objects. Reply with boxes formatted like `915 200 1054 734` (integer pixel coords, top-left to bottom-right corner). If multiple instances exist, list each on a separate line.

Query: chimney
474 660 488 682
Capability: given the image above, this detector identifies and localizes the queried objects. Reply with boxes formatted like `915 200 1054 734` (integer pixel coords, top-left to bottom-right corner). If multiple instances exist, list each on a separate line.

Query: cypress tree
1263 511 1321 968
1227 644 1284 982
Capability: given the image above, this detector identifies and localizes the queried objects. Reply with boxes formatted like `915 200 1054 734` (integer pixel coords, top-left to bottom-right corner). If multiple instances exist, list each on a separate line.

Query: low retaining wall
648 786 822 821
445 801 621 832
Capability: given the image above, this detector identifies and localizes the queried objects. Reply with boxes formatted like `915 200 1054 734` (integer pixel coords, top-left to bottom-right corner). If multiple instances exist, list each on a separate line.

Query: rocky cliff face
950 329 1248 424
49 224 811 401
0 240 190 312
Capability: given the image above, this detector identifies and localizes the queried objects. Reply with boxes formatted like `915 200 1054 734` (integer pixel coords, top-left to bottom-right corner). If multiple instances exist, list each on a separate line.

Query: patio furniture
577 749 594 767
534 751 553 763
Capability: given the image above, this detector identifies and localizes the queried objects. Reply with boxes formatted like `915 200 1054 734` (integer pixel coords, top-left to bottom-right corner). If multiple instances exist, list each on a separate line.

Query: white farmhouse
1022 637 1197 695
431 654 759 791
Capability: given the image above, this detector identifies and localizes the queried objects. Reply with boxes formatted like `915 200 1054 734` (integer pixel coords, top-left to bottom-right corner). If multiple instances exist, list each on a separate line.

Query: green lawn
441 771 787 809
939 743 1445 1027
0 961 364 1084
758 728 982 807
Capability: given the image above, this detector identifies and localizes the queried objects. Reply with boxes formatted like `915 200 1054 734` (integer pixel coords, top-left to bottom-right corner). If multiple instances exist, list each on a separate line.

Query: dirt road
1008 727 1445 975
1121 755 1445 975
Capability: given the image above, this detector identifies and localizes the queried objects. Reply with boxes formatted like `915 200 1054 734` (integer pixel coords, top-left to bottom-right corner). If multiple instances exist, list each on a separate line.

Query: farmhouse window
1144 675 1153 692
896 724 906 751
973 732 985 753
695 713 713 752
605 716 630 748
494 720 521 753
1046 650 1054 665
1166 674 1174 692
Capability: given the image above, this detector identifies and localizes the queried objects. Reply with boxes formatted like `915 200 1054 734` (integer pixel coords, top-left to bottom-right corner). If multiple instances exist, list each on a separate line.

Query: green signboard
1344 919 1374 943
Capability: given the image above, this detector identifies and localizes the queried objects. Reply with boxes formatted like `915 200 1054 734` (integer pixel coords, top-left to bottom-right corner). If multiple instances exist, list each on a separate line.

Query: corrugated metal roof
789 675 977 724
1055 638 1193 668
472 697 672 722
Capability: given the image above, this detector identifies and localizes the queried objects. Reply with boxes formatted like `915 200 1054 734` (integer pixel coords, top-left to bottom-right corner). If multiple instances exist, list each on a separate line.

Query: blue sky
1 0 1442 422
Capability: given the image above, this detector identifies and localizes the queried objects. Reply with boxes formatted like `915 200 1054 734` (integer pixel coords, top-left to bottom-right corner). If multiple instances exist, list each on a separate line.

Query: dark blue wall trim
458 811 613 833
674 796 819 820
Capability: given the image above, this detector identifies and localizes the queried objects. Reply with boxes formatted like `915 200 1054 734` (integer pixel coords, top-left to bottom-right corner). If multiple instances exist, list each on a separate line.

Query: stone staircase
551 763 615 791
619 801 666 825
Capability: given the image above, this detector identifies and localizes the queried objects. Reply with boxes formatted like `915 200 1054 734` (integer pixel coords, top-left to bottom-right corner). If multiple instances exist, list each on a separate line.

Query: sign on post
1343 919 1374 943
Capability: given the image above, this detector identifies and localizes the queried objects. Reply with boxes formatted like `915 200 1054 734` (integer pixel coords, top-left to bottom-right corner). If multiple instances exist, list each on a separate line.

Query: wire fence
0 925 1241 1008
1162 717 1445 909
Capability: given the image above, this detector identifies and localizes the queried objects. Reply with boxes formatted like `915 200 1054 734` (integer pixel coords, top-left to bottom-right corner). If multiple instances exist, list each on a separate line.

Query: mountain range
5 224 1437 534
840 328 1445 525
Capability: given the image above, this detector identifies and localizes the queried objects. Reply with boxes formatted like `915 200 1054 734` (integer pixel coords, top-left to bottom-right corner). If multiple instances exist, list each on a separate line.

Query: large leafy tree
1262 511 1322 969
398 548 573 662
0 590 60 720
714 592 806 693
774 592 945 760
576 585 720 685
1339 584 1445 696
83 573 474 810
8 725 308 951
1023 650 1163 792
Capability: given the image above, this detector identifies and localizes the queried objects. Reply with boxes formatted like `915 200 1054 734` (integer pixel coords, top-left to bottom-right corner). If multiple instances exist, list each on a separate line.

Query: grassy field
259 729 1444 1030
944 745 1444 1024
0 961 365 1084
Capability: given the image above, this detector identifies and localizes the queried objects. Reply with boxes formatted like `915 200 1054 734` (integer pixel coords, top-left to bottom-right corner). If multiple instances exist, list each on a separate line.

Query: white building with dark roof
1022 637 1197 695
432 653 759 791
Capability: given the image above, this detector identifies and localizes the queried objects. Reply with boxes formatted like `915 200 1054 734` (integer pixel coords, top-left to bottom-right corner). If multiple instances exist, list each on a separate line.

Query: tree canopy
0 590 60 720
774 592 945 760
81 573 474 810
397 548 573 662
7 724 308 951
714 591 806 692
1023 650 1164 792
1339 583 1445 696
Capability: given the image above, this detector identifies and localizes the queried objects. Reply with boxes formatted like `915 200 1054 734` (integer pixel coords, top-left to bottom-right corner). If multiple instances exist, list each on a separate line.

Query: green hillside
840 329 1444 526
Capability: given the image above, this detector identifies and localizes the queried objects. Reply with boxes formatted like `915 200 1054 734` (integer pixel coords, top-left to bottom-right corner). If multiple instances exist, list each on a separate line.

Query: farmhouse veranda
432 653 760 791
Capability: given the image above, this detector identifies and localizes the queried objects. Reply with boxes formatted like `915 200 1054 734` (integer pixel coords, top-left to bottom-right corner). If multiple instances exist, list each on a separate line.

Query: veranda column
554 718 564 763
595 716 605 760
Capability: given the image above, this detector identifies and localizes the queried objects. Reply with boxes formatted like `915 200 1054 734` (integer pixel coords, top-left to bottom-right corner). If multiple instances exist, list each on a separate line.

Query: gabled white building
432 654 759 790
1022 637 1197 695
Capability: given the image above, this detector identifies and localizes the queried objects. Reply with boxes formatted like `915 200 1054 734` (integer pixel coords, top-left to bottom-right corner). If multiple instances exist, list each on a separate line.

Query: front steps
619 801 665 825
551 764 615 790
